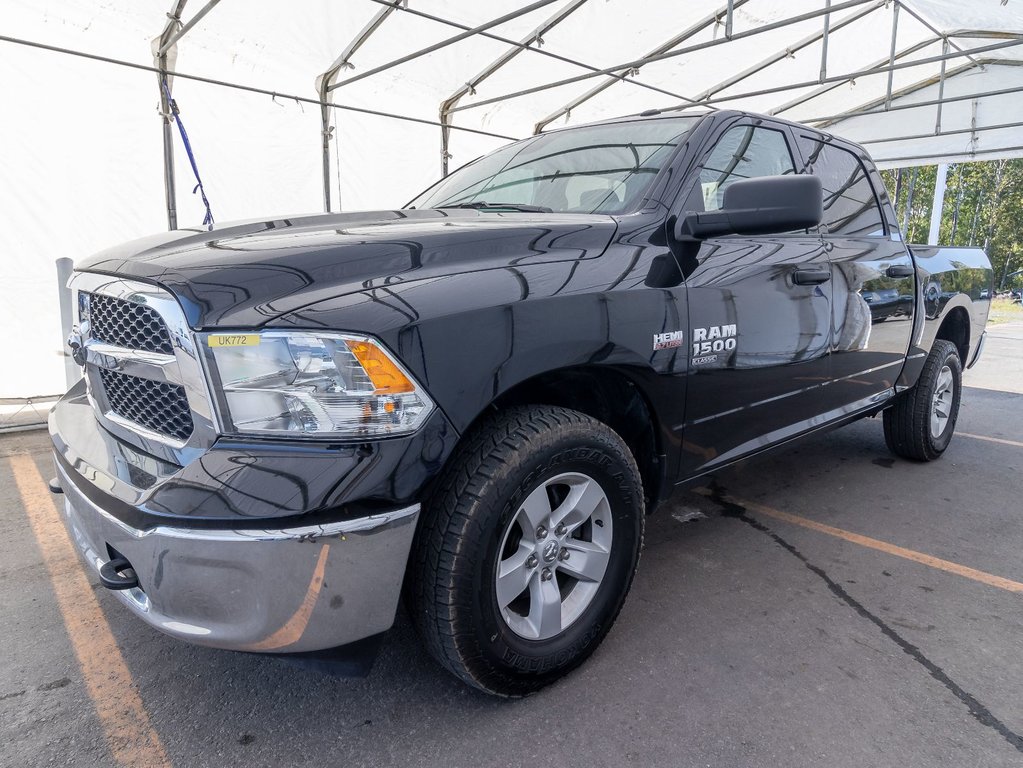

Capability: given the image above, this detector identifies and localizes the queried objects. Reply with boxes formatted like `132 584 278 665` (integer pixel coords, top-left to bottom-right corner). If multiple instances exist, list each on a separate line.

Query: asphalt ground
3 324 1023 768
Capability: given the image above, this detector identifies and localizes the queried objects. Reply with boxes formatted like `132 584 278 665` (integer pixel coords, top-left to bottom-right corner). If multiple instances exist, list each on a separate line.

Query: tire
407 405 645 696
883 339 962 461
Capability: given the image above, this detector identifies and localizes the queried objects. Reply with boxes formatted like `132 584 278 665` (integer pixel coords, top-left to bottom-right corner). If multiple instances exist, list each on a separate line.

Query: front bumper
55 457 418 653
48 381 436 654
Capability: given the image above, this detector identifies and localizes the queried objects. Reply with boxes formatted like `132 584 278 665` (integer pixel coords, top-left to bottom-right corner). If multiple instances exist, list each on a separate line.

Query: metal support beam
534 1 750 135
804 82 1023 126
151 0 221 229
447 0 881 114
330 0 561 91
675 39 1023 117
316 2 401 211
935 37 949 134
771 36 938 116
0 33 520 141
885 1 900 109
725 0 735 39
693 0 885 103
820 0 832 82
897 4 982 67
156 0 220 56
807 54 988 127
154 0 188 231
928 163 948 245
859 119 1023 144
440 0 589 175
368 0 704 107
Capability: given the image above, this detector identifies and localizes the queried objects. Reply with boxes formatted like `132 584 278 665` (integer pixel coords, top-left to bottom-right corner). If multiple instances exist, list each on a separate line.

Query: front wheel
883 339 962 461
407 405 644 696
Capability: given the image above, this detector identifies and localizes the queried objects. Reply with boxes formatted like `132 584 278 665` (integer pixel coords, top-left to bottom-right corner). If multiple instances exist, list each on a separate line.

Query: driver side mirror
676 174 823 240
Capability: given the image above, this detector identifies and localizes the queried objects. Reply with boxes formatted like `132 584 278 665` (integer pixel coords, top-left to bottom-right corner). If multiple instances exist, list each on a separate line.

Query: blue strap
161 77 215 230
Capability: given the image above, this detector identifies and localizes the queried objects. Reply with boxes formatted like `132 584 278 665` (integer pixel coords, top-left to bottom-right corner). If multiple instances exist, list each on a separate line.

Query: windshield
409 117 697 215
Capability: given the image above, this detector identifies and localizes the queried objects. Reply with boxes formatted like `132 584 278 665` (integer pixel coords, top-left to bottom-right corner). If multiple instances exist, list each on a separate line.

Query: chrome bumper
54 458 419 653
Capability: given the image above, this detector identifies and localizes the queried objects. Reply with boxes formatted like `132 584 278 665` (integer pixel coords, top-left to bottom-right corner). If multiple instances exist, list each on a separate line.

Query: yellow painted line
959 432 1023 449
246 544 330 652
697 488 1023 595
10 455 170 768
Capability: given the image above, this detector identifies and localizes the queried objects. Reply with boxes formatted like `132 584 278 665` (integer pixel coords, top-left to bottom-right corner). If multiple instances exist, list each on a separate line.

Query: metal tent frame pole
444 0 880 115
328 0 562 92
153 0 221 231
804 82 1023 125
368 0 706 105
769 36 940 117
154 1 188 231
664 39 1023 116
692 0 886 104
859 119 1023 145
532 0 749 135
316 2 401 212
439 0 590 176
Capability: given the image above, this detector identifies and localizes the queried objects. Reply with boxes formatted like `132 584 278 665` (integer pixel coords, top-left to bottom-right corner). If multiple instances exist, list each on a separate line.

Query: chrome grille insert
69 273 218 464
87 293 175 354
98 368 194 441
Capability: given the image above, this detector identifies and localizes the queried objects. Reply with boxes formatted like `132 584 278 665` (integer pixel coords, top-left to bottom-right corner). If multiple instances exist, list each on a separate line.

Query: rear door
794 135 915 411
676 118 833 477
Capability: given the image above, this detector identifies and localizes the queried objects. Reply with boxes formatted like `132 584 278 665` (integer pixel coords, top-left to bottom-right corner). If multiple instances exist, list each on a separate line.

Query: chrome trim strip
967 331 987 369
84 344 180 384
65 463 419 542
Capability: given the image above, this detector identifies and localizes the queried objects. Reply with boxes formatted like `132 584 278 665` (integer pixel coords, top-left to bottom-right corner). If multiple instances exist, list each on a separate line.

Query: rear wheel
883 339 962 461
407 405 644 696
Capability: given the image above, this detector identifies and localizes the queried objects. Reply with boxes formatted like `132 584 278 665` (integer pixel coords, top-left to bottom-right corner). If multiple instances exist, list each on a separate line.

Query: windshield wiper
435 201 553 213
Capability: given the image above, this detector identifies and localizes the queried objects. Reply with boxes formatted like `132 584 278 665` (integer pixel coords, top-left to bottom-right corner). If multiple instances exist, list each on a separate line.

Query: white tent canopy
1 0 1021 400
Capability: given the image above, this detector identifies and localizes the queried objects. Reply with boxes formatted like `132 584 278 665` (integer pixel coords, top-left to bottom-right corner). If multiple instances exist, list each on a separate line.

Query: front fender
271 256 689 439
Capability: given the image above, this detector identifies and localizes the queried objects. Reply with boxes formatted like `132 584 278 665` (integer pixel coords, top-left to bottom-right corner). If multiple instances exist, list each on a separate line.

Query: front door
675 119 833 477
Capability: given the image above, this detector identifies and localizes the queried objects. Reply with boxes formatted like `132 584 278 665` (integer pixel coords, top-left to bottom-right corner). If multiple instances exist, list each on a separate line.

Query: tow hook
99 556 141 591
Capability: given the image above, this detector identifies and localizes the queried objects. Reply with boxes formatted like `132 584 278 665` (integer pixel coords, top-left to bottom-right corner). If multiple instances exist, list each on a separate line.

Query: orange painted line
697 488 1023 594
958 432 1023 449
245 544 330 651
10 455 170 768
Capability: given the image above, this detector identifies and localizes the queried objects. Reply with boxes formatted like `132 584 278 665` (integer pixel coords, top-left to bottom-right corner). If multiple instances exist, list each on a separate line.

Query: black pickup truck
50 109 991 696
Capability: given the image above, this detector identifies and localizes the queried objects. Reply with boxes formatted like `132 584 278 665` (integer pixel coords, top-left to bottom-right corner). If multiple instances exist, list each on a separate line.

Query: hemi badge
207 334 260 348
652 330 685 351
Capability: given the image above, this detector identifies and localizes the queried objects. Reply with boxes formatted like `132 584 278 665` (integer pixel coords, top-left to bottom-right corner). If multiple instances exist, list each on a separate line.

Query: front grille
87 293 175 355
99 368 194 440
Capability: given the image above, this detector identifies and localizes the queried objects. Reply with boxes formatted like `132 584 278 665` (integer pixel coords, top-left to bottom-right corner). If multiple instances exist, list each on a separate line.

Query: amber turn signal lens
345 340 415 394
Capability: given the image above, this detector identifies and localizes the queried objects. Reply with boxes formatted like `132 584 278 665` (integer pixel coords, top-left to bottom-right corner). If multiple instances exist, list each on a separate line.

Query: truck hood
78 209 618 328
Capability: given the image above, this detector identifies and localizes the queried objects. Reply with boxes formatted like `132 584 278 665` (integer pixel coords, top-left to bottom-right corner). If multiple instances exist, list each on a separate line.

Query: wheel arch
934 305 971 363
450 366 671 514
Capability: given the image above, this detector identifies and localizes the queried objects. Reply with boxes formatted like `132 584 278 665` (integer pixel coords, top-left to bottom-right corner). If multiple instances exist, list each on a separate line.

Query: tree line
879 160 1023 290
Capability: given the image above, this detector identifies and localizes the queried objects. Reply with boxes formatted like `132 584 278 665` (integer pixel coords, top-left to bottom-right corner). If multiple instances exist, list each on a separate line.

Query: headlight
201 331 433 438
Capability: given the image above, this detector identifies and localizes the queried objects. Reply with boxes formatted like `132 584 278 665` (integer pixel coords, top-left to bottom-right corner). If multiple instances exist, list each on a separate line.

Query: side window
798 138 885 237
698 125 796 211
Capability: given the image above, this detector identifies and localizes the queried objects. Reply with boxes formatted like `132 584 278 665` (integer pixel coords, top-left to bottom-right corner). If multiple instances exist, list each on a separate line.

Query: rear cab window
796 137 887 237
